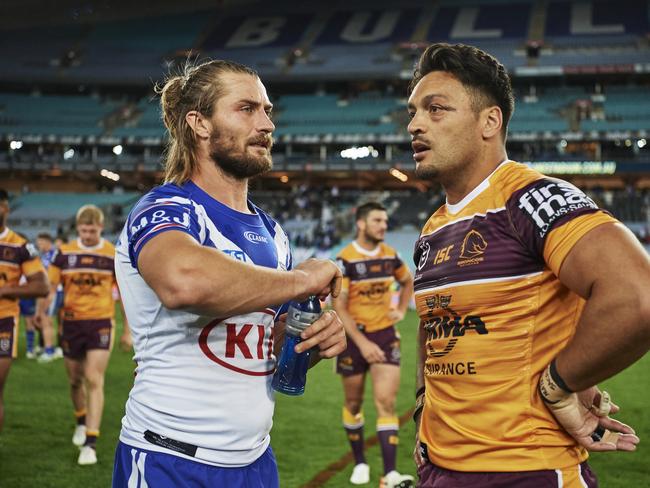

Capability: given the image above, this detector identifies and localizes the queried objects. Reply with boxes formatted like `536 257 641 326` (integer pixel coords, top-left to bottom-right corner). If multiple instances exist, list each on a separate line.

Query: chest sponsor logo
421 295 488 375
518 181 597 238
198 311 275 376
457 230 487 267
359 282 390 301
244 231 268 244
70 273 104 290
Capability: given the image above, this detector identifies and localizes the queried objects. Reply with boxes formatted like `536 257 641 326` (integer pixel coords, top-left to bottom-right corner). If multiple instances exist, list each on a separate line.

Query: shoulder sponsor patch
516 179 598 238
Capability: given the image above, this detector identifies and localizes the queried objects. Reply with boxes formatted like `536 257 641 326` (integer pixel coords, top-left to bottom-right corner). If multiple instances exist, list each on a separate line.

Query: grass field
0 310 648 487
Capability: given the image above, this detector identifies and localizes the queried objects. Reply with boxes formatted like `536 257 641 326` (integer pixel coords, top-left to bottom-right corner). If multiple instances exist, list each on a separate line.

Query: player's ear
186 110 211 140
482 106 502 140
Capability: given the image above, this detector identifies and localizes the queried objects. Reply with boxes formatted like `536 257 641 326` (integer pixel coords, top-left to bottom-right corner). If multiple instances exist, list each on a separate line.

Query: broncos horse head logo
459 230 487 259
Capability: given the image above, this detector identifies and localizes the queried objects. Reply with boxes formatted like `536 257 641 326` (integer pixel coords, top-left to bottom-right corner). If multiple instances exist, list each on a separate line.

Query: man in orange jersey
407 43 650 487
333 202 414 488
0 188 49 432
43 204 127 466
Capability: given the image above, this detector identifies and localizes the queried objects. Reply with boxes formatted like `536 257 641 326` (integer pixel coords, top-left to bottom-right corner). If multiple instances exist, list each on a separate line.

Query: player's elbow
156 279 200 310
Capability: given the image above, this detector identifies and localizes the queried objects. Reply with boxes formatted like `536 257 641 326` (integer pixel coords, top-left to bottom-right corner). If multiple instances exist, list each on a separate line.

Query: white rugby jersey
115 180 292 467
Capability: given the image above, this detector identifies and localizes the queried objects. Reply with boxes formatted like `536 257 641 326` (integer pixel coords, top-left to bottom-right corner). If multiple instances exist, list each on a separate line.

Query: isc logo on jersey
198 310 276 376
518 181 597 237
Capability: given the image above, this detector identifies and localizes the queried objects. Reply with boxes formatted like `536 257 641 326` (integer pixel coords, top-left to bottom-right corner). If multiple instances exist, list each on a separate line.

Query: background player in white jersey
112 59 346 488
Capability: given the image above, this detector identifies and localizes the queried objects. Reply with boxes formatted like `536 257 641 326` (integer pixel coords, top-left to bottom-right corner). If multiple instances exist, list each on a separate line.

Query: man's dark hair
356 202 386 222
0 188 8 201
37 232 53 241
409 43 514 138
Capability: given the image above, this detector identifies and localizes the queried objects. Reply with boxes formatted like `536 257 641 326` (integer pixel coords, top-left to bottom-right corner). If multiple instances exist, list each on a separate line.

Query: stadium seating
7 191 140 240
0 93 122 138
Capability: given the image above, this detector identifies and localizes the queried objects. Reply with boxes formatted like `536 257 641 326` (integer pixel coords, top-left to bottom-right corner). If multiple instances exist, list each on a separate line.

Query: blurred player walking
45 205 123 465
0 188 49 432
334 202 414 487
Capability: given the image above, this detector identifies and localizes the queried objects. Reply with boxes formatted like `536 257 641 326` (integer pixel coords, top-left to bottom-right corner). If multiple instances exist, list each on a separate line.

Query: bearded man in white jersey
112 60 346 488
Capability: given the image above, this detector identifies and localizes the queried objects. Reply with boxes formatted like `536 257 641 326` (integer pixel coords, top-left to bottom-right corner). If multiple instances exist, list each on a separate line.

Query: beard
363 229 384 246
209 129 273 180
415 161 440 181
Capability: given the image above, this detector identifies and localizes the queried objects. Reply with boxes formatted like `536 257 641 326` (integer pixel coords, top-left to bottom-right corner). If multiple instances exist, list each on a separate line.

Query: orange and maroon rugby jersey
0 228 45 319
413 161 617 472
337 241 410 333
48 238 116 321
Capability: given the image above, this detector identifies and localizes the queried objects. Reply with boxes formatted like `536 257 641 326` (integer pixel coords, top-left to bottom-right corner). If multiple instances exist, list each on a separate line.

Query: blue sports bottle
272 296 322 395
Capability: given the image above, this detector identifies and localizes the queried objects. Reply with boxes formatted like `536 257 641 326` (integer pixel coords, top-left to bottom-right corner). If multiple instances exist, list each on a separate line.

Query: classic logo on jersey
243 231 268 244
68 255 77 267
355 263 367 275
518 181 598 238
198 310 276 376
457 230 487 267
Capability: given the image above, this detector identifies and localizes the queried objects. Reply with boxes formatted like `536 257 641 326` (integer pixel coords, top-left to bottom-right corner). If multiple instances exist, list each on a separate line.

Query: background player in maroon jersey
333 202 414 488
0 188 49 432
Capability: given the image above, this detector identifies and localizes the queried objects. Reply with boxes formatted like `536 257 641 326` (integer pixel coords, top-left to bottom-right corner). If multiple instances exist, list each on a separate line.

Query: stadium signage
525 161 617 175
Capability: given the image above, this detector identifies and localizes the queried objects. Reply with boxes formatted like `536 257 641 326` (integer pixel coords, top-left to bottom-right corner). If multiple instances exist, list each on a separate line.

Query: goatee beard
364 233 383 246
415 164 439 181
209 133 273 180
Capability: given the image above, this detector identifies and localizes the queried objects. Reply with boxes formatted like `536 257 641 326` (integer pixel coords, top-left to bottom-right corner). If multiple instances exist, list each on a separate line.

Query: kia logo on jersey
244 231 268 244
198 310 276 376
